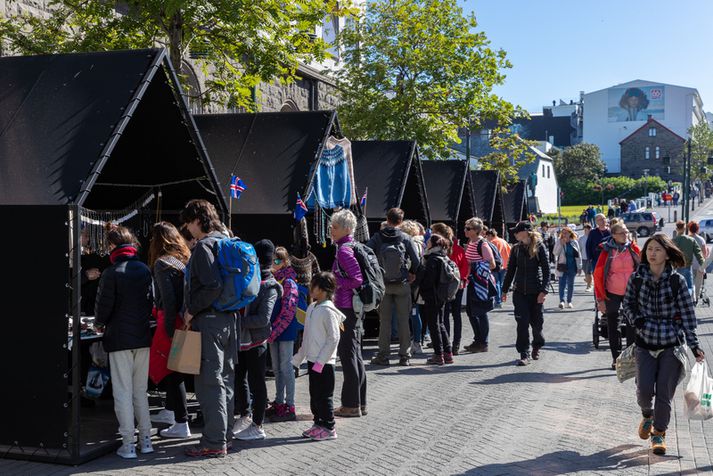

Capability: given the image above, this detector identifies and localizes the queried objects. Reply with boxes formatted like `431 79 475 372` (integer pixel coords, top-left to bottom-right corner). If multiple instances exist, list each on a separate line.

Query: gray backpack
437 256 461 302
377 235 408 283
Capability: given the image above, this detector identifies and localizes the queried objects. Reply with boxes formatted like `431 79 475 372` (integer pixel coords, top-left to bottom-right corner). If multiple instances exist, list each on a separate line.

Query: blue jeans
269 340 296 407
678 267 694 296
494 269 506 305
410 305 422 344
468 312 489 345
558 269 576 303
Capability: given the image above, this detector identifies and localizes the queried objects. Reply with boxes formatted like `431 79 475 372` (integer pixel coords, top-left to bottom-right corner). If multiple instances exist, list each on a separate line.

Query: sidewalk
3 277 713 475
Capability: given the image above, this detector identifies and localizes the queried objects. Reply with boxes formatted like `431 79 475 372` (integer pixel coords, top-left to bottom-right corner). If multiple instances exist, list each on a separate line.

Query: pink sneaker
301 425 319 438
310 426 337 441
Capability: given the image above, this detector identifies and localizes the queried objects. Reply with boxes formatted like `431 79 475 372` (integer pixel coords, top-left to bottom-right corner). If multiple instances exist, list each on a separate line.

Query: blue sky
467 0 713 113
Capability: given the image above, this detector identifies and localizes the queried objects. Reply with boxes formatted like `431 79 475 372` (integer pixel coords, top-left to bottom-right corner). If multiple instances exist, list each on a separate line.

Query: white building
518 146 559 214
583 80 705 173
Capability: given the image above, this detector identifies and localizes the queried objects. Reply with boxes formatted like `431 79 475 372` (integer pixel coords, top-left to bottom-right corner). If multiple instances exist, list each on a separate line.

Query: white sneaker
160 421 191 439
232 415 253 437
559 302 565 309
585 285 592 292
236 423 266 441
116 443 137 459
151 409 175 425
139 434 154 454
567 302 574 309
411 341 423 355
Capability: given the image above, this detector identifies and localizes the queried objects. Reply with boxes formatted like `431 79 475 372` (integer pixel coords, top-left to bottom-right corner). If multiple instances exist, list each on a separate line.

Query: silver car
698 217 713 242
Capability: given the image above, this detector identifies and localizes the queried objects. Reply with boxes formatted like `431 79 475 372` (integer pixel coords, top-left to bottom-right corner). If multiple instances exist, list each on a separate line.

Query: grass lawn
542 205 612 224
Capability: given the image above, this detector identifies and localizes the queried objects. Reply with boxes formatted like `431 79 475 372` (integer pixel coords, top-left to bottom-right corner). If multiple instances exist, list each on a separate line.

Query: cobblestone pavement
3 277 713 476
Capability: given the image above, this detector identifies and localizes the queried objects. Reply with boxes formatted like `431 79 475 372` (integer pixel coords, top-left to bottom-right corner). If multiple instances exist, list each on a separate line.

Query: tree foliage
0 0 352 110
560 175 668 206
689 121 713 182
333 0 524 165
478 130 538 185
549 143 606 184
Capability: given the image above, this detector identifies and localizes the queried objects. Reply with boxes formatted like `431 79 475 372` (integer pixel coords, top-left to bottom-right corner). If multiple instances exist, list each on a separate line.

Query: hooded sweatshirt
270 266 299 342
332 235 363 309
292 300 345 366
240 269 282 350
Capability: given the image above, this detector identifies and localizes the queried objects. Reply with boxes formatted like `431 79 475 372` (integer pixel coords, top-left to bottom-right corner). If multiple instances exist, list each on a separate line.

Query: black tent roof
194 111 338 215
352 140 430 225
471 170 500 223
421 160 468 223
503 180 527 224
0 48 226 212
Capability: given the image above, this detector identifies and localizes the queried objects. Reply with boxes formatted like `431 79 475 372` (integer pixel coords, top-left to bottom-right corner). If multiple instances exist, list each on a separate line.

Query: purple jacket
332 235 363 309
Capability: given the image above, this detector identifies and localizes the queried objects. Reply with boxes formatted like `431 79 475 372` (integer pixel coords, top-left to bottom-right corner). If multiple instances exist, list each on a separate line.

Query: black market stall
421 159 476 237
0 48 226 464
471 170 505 237
502 180 529 242
194 111 363 270
352 140 431 232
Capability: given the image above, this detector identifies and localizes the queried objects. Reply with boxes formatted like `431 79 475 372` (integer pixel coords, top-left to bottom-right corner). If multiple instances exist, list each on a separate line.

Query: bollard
674 210 677 222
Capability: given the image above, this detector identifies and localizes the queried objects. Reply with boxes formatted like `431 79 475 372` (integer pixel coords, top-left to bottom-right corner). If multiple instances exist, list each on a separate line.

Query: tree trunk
167 10 183 74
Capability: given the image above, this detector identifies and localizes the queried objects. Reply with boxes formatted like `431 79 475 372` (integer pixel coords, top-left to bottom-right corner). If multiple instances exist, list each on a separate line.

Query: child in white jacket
292 272 345 441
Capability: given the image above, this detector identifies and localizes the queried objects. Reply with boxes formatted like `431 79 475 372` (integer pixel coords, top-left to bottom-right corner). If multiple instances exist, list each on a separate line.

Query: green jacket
673 234 704 268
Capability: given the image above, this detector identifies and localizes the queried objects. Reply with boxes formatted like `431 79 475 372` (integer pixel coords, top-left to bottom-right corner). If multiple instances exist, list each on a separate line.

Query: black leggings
309 361 335 430
164 372 188 423
236 344 268 426
422 301 451 355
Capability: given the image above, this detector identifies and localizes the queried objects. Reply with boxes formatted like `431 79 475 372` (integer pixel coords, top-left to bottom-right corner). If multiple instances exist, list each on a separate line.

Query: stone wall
620 121 685 181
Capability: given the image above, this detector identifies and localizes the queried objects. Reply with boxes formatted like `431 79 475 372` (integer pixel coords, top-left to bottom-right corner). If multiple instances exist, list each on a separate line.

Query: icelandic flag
230 175 246 199
294 193 308 221
360 188 368 209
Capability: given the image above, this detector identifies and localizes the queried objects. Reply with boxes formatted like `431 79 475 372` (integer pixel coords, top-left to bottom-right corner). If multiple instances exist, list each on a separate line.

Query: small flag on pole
360 187 368 209
230 175 246 199
294 193 308 221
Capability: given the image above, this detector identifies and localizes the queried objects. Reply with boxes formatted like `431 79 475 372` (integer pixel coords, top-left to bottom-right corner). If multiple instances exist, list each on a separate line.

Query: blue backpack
212 238 260 311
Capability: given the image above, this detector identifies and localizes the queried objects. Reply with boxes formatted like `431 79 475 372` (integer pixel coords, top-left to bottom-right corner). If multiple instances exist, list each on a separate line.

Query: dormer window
648 127 657 137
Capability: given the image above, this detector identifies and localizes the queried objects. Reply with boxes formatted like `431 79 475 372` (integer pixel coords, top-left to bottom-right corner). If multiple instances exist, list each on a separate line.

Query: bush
561 176 668 205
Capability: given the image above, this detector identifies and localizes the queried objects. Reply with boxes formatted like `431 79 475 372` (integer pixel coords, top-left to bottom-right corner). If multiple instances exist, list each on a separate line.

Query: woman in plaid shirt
621 234 705 456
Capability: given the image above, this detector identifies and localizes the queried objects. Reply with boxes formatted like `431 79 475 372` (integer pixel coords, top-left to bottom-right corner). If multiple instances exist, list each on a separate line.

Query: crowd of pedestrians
89 195 712 460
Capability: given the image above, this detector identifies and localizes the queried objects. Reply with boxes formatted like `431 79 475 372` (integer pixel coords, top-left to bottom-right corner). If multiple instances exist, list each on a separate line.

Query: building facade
619 117 685 181
583 79 705 174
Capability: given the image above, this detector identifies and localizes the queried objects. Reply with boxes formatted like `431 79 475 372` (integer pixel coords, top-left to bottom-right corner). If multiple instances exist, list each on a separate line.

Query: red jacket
450 243 470 288
593 241 641 301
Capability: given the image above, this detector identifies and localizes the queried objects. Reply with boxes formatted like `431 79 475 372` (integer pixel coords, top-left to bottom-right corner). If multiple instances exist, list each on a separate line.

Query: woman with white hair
330 209 367 418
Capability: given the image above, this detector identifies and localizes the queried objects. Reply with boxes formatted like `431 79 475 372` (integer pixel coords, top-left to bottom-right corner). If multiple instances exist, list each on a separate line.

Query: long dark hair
641 234 685 269
149 222 191 267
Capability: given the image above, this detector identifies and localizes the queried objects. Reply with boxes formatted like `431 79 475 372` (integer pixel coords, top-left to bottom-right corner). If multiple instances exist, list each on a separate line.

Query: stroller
592 301 609 349
698 272 711 307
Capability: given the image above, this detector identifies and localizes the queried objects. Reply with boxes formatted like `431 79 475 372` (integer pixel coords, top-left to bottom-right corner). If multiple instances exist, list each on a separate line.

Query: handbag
167 324 202 375
615 344 637 383
556 263 568 273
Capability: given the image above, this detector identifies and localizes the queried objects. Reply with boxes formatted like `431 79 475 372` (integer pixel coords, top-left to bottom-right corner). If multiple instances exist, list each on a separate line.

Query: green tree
550 143 606 184
333 0 524 166
689 121 713 182
479 130 538 185
0 0 352 110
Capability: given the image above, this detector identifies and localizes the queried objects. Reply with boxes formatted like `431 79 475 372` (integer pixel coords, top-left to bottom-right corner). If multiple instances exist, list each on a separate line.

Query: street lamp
643 169 649 208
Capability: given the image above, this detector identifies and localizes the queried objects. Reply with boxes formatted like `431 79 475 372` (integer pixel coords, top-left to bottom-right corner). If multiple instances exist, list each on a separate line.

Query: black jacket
185 231 227 316
95 247 153 352
414 248 447 306
502 241 550 296
153 256 186 338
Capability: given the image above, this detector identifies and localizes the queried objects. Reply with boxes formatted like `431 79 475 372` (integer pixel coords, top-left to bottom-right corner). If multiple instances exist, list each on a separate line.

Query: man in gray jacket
180 199 236 458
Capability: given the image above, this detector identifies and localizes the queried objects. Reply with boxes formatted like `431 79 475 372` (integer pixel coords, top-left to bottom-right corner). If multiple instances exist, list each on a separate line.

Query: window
547 166 551 178
655 146 660 159
542 164 545 177
649 127 657 137
645 146 650 159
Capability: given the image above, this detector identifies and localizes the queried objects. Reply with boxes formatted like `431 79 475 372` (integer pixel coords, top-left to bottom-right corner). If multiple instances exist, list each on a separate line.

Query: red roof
619 117 686 144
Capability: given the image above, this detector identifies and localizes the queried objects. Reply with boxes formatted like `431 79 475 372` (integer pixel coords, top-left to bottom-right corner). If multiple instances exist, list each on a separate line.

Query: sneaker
160 421 191 439
184 445 227 458
302 425 320 438
398 357 411 366
232 414 253 437
586 285 592 292
139 434 154 454
370 356 390 366
150 409 175 425
463 342 479 352
472 344 489 353
531 346 541 360
651 430 666 455
334 406 361 418
411 341 423 355
559 301 565 309
116 443 137 459
271 405 297 422
516 354 530 366
567 302 574 309
236 423 266 441
425 342 434 349
310 426 337 441
426 354 445 365
444 352 454 364
265 402 281 418
638 416 654 440
360 405 368 416
452 348 460 356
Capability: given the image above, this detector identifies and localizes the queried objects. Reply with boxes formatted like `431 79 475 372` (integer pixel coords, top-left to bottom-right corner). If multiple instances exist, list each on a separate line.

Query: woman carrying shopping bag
621 234 705 455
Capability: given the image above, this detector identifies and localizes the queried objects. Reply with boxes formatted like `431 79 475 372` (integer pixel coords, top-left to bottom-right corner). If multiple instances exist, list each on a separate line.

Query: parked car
620 211 659 237
698 217 713 242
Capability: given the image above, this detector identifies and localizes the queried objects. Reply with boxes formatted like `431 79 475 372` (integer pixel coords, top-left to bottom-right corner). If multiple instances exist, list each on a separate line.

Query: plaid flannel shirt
621 264 700 350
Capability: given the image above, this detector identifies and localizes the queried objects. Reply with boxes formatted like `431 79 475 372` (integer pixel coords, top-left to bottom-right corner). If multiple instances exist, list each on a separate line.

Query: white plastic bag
616 344 637 383
684 361 713 420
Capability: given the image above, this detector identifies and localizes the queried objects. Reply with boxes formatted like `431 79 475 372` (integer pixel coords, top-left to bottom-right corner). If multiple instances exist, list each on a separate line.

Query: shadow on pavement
471 367 612 385
375 361 517 376
454 444 649 475
498 341 594 355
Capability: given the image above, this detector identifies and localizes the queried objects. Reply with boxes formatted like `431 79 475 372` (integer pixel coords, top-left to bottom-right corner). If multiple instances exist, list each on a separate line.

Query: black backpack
339 242 385 313
436 256 461 303
374 233 408 283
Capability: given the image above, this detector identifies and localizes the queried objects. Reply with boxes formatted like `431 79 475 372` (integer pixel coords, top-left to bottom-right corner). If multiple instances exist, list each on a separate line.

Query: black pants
513 292 545 356
443 289 463 348
308 361 335 430
337 307 367 409
236 344 268 426
605 292 635 361
422 301 451 355
164 372 188 423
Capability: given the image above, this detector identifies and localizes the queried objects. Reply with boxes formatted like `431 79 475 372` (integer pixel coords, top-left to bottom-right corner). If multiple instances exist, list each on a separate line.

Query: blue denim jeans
269 340 295 407
494 269 506 305
558 269 577 303
678 267 694 296
410 305 422 343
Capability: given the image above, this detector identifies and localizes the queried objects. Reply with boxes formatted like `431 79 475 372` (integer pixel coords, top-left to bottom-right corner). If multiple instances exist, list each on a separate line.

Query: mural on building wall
608 85 665 122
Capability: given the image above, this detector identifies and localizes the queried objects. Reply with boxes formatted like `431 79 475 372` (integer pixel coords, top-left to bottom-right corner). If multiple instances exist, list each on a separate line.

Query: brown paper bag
167 328 201 375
